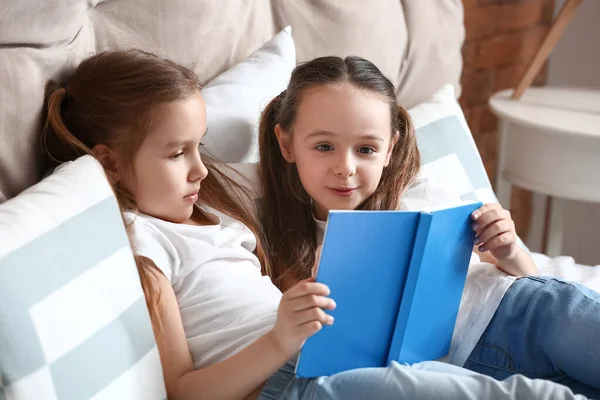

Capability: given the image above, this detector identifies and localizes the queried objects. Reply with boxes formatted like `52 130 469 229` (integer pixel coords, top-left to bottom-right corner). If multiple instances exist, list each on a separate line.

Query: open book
295 202 482 377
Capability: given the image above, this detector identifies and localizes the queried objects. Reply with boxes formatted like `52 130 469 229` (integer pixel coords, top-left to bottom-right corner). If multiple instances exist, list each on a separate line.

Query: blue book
295 202 482 378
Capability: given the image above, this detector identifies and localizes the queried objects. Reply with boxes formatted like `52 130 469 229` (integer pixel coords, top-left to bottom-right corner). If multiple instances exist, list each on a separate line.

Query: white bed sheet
533 252 600 292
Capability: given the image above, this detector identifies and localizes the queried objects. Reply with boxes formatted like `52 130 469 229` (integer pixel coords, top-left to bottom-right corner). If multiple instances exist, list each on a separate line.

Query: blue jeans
464 276 600 399
259 356 585 400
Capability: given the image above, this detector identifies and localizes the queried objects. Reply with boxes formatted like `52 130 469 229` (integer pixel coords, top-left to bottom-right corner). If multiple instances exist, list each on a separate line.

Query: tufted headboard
0 0 465 202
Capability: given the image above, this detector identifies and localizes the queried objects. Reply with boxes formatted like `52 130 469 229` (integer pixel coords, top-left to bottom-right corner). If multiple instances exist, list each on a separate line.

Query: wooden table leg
496 120 512 210
545 197 565 257
511 0 583 100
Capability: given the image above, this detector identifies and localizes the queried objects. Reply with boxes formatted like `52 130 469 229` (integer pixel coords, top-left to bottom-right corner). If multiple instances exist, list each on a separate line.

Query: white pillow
203 26 296 163
0 156 166 400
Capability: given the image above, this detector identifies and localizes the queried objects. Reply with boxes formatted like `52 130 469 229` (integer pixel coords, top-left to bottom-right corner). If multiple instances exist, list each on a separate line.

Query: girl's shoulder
124 211 170 240
124 211 181 281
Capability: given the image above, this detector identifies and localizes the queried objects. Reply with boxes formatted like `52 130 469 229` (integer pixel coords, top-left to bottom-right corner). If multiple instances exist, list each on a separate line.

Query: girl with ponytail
42 50 271 322
257 56 600 397
258 56 421 289
39 50 589 400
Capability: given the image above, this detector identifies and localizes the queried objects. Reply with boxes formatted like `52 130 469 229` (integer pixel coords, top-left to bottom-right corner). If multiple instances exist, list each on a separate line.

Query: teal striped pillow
410 84 529 252
0 156 166 400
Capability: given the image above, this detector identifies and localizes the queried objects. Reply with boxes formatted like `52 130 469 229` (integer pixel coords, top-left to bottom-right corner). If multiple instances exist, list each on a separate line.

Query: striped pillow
410 84 528 251
0 156 166 400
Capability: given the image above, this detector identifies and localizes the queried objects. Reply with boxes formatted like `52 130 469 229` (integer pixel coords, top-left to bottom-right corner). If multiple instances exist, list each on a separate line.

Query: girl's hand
472 203 518 262
269 278 336 358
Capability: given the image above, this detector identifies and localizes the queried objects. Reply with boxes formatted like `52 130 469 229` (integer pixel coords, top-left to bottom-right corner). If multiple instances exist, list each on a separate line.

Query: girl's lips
328 188 358 197
184 193 199 202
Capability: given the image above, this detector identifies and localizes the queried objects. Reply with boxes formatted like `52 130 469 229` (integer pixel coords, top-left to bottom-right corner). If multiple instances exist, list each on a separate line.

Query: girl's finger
472 208 509 235
290 294 336 312
478 231 515 252
293 307 333 326
285 279 331 300
475 219 513 245
297 320 324 337
472 203 501 221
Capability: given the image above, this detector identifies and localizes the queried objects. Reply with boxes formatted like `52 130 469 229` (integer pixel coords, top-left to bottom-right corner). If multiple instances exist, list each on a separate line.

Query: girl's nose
189 155 209 182
333 153 356 178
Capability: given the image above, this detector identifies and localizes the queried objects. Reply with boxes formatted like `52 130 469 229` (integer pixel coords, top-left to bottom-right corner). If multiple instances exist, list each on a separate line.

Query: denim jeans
259 356 585 400
464 276 600 399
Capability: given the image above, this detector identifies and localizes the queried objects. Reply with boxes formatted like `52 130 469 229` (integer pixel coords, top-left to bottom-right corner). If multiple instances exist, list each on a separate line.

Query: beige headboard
0 0 465 202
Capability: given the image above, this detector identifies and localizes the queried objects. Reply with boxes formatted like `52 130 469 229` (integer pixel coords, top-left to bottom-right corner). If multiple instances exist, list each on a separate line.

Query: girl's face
123 90 209 223
276 85 396 220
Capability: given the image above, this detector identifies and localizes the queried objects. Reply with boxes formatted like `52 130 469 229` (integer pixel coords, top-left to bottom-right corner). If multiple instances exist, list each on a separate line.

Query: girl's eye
316 144 333 152
358 146 375 155
170 151 184 160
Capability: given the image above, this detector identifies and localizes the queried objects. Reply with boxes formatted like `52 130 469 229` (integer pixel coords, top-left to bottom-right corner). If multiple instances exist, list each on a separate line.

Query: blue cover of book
295 202 482 378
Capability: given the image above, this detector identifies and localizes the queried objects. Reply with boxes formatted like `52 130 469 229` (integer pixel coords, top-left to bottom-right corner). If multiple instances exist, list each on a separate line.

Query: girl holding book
258 55 600 398
41 49 578 400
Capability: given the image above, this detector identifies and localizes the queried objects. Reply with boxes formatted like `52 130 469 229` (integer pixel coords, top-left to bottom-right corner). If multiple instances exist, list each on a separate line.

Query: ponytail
258 93 317 290
258 94 288 205
395 104 420 192
41 85 92 169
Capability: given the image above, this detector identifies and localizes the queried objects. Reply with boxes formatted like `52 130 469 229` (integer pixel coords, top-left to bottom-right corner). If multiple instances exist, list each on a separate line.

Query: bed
1 1 598 399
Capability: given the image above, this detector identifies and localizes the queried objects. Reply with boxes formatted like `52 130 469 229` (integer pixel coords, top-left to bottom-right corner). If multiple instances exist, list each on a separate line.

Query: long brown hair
41 49 270 326
258 56 420 289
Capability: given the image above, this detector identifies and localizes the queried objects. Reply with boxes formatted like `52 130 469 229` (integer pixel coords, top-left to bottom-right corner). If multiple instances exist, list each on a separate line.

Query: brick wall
460 0 555 239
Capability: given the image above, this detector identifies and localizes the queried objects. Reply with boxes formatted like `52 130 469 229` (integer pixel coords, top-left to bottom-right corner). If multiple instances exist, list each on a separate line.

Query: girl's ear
384 130 399 167
92 144 121 185
274 124 295 163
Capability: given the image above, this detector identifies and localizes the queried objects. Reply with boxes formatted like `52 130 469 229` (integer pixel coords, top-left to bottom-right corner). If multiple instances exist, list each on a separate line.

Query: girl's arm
471 204 538 277
475 246 537 276
150 261 283 400
145 258 334 400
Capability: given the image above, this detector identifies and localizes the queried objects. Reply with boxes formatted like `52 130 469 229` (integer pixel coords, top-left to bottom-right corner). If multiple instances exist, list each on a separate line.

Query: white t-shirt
315 177 516 367
126 206 282 369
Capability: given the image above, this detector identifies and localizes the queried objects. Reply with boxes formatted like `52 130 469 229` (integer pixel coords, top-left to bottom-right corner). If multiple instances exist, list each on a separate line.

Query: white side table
489 87 600 257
